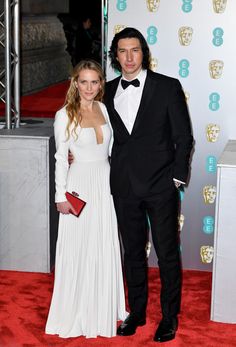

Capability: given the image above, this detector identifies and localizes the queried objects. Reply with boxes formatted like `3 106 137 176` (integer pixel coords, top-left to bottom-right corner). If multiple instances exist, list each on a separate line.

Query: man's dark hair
108 27 151 72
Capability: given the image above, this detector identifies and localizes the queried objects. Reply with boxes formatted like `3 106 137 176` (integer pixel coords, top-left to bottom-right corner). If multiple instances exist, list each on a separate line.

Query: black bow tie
121 78 140 89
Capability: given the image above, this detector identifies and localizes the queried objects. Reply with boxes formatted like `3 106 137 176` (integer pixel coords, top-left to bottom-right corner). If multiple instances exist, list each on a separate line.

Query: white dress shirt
114 69 147 134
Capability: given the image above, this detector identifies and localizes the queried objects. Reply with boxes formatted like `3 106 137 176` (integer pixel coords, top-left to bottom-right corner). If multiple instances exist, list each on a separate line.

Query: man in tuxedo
104 27 193 343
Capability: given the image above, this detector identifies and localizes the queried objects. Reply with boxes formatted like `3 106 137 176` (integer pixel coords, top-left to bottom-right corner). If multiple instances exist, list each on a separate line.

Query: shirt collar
121 69 147 85
115 70 147 98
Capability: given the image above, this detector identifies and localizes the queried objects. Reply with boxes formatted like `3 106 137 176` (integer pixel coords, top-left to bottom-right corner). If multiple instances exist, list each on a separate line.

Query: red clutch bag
65 191 86 217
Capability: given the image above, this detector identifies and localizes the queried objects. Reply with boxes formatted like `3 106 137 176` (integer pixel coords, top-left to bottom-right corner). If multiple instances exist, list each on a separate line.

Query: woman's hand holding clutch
56 201 77 215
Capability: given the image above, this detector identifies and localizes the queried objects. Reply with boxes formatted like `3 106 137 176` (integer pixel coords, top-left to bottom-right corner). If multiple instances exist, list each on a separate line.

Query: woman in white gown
45 60 127 338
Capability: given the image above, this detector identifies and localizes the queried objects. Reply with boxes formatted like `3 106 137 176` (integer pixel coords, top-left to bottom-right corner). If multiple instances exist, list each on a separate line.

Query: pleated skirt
45 159 127 338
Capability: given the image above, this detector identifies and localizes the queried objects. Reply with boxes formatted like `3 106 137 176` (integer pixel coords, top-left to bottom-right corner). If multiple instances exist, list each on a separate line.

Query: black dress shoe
154 317 178 343
117 313 146 336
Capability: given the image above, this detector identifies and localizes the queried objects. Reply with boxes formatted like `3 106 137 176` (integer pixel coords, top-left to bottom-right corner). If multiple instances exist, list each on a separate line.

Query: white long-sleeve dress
45 102 127 338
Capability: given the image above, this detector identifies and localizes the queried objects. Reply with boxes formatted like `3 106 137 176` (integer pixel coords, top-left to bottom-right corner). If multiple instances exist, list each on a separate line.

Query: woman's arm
100 101 114 157
54 109 70 204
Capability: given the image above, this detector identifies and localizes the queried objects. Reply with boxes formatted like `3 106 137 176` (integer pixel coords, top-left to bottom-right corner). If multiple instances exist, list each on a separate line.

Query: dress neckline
80 123 108 130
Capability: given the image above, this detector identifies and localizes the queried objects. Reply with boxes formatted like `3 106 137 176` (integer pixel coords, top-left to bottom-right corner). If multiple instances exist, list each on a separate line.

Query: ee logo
147 26 158 45
212 28 224 47
179 189 185 202
182 0 193 13
116 0 127 11
206 156 217 173
209 92 220 111
114 69 121 76
179 59 190 78
203 216 214 235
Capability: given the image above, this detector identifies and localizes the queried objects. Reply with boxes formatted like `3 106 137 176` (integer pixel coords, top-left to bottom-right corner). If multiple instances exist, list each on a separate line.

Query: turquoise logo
179 189 185 201
115 69 121 76
146 213 151 229
147 26 158 45
182 0 193 13
179 59 190 78
116 0 127 11
212 27 224 47
203 216 214 234
209 92 220 111
206 156 217 173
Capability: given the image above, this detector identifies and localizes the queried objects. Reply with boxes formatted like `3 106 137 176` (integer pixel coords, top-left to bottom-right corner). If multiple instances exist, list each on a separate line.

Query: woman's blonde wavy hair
65 59 105 140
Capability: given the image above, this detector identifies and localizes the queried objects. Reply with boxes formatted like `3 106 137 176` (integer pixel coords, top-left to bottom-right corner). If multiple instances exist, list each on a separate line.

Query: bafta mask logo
203 185 217 204
150 57 158 72
178 27 193 46
213 0 227 13
178 214 185 231
145 241 152 258
200 246 214 264
206 124 220 143
113 25 126 35
146 0 160 12
209 60 224 79
184 91 190 103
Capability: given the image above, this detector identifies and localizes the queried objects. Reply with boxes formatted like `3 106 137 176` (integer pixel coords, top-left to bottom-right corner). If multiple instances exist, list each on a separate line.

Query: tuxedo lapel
131 71 156 135
106 71 158 137
106 77 130 136
106 77 120 108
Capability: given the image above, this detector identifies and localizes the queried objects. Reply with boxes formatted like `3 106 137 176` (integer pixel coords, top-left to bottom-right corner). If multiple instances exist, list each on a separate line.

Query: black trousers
113 186 181 319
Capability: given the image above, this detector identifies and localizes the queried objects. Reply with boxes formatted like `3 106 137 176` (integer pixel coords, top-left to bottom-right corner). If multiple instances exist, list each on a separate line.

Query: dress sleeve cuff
55 192 67 203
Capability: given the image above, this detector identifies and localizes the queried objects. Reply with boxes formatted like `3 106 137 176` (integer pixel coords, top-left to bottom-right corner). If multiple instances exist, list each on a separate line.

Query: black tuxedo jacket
104 69 194 198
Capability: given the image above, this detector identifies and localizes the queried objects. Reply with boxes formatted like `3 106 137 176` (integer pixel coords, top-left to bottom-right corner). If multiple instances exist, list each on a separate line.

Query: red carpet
1 268 236 347
0 80 70 119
